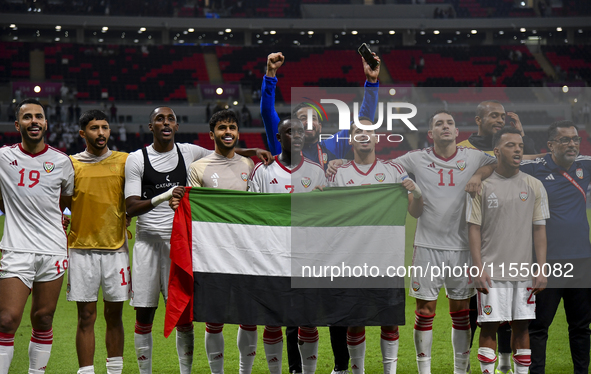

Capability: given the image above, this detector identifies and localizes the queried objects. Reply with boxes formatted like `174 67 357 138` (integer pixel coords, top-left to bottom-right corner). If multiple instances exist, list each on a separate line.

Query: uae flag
165 184 407 337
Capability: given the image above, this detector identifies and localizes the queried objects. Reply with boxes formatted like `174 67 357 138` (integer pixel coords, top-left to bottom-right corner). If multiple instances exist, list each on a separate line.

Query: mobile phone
357 43 379 70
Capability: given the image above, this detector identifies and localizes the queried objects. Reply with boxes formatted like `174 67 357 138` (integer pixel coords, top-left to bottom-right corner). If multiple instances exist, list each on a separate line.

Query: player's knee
77 307 97 328
30 309 55 331
104 308 123 328
0 311 21 334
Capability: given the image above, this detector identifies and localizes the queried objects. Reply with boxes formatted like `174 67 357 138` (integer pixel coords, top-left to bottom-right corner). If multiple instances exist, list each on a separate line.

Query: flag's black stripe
193 272 405 326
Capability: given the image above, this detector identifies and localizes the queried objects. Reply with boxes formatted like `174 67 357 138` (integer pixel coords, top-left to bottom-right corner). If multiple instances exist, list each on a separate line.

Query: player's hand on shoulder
363 52 380 83
257 149 274 165
266 52 285 78
326 159 344 177
465 175 483 198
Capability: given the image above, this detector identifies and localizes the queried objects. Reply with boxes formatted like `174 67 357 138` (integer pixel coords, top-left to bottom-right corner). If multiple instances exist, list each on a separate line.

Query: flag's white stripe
192 222 405 277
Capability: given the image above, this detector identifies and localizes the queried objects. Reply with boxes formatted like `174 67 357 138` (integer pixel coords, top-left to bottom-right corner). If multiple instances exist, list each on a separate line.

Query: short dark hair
209 109 239 132
475 100 502 119
79 110 108 130
15 98 44 119
149 106 176 123
547 120 578 141
278 117 302 132
492 126 522 147
427 109 452 129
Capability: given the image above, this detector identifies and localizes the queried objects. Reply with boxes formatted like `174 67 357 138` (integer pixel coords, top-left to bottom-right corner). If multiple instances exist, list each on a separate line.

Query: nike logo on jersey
9 160 17 166
270 178 278 184
346 179 355 185
545 174 555 180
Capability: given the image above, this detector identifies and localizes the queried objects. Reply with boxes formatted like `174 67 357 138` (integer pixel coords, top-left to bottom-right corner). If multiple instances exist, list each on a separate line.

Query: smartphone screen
357 43 378 70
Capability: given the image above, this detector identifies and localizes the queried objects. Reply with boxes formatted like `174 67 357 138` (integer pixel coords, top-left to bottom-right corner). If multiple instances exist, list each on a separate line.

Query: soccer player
125 106 269 374
0 98 75 373
520 121 591 374
458 100 537 156
248 118 326 374
60 110 128 374
261 50 379 374
467 127 549 374
170 109 255 374
459 100 539 374
393 110 497 374
327 118 423 374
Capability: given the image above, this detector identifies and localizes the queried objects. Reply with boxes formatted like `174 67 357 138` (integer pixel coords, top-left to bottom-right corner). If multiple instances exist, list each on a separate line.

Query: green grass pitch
3 212 584 373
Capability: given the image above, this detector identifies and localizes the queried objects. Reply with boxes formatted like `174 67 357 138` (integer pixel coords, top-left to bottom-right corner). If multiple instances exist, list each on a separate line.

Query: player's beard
20 125 46 144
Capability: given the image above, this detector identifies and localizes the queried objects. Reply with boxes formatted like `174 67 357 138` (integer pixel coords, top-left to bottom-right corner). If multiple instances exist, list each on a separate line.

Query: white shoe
331 370 352 374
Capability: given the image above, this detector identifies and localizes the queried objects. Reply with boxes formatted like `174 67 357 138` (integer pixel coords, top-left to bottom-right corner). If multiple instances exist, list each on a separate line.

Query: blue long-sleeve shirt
260 75 379 169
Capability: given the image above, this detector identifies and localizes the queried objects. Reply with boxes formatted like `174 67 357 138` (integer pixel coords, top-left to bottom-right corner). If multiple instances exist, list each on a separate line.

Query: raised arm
261 52 285 156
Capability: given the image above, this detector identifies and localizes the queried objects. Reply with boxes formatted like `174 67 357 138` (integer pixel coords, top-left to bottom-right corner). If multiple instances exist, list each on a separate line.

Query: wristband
151 187 176 207
411 181 422 199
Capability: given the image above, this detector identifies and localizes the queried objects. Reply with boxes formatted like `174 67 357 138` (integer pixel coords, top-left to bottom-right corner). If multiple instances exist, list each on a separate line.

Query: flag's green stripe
188 184 407 227
292 184 407 227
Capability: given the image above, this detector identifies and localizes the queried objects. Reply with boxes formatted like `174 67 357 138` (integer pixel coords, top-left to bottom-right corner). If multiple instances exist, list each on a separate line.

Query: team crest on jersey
483 305 492 315
412 281 420 292
301 177 311 188
456 160 466 171
109 165 119 173
43 162 55 173
519 191 528 201
576 168 583 179
241 172 248 182
375 173 386 182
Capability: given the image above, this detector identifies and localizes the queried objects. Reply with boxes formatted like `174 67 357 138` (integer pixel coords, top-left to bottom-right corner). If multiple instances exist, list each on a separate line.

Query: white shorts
0 250 67 289
130 239 171 308
477 280 535 323
67 248 131 303
408 246 476 301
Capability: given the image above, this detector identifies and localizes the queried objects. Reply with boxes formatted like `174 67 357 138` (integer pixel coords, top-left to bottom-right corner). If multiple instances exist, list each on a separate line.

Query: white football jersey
395 146 496 250
125 143 211 240
248 156 326 193
0 144 75 255
327 158 408 187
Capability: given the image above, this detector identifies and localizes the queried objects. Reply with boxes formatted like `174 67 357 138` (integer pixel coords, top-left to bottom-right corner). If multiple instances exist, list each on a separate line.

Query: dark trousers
286 326 350 372
529 287 591 374
286 326 301 373
330 326 350 371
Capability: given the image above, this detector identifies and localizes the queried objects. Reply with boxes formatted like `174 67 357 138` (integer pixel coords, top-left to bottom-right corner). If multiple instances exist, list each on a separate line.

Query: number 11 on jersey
437 169 455 186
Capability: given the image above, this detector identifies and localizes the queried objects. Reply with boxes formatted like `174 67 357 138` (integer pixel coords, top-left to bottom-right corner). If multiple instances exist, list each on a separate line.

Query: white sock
298 327 319 374
513 349 531 374
176 327 194 374
477 347 497 374
29 329 53 373
77 365 95 374
205 323 225 374
414 312 434 374
0 332 15 374
134 322 153 374
380 327 399 374
450 310 471 374
497 352 512 373
106 357 123 374
237 325 257 374
347 330 366 374
263 326 283 374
